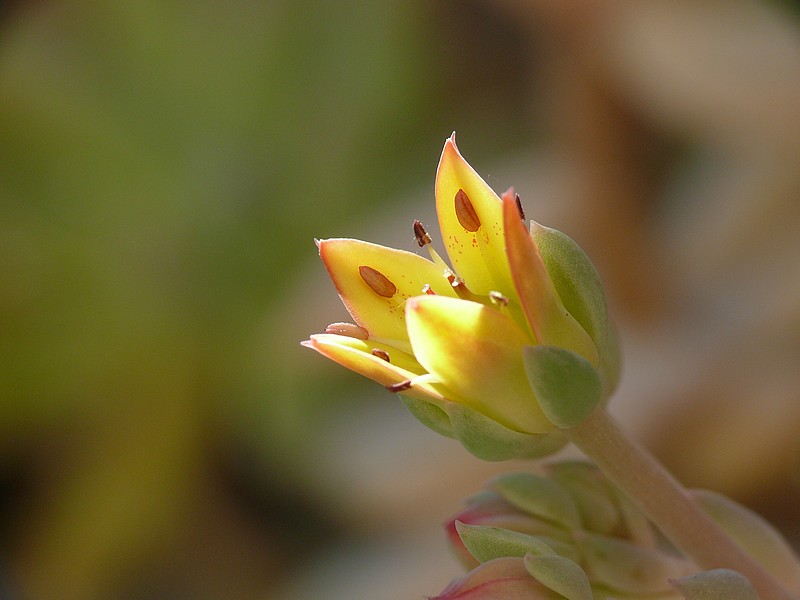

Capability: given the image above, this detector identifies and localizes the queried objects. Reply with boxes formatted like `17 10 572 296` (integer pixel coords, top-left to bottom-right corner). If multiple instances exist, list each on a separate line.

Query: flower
303 134 618 460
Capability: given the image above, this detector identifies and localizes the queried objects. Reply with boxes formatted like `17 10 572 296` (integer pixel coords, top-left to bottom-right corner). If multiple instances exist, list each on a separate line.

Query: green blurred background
3 1 800 599
0 2 539 598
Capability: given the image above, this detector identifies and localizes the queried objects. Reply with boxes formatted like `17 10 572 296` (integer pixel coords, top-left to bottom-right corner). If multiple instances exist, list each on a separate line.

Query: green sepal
531 222 621 394
575 531 693 594
524 553 593 600
403 395 568 461
490 473 582 531
443 401 567 461
523 345 602 429
692 489 800 592
400 395 454 438
455 522 555 563
669 569 758 600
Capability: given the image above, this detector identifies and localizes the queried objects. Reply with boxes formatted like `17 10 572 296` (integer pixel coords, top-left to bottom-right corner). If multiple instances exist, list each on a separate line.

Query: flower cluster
303 134 620 460
436 461 799 599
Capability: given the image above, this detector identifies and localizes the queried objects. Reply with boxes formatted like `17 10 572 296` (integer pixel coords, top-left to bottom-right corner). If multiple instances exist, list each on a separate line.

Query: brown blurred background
1 1 800 598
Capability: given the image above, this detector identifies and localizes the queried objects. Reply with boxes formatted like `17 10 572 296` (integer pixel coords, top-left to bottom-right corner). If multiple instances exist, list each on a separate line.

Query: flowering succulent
303 134 619 460
303 136 800 600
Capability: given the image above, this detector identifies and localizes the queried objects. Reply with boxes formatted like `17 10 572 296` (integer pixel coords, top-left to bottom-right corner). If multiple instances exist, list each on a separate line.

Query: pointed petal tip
501 189 530 237
441 132 462 164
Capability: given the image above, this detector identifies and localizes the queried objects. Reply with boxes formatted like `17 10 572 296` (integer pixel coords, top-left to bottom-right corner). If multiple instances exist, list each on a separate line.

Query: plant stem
565 408 796 600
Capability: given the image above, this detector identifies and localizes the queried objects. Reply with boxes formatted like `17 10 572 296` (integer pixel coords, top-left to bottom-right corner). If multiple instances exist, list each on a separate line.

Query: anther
454 189 481 231
413 220 432 247
445 271 466 292
387 379 413 393
489 291 509 306
325 322 369 340
515 193 525 221
371 348 390 362
359 265 397 298
446 271 482 302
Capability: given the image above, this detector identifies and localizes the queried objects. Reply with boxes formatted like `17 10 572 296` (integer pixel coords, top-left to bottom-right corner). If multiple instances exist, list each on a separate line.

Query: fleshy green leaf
547 461 622 536
455 522 556 563
611 483 658 549
669 569 758 600
490 473 582 530
576 532 694 594
524 554 593 600
692 489 800 593
523 345 602 429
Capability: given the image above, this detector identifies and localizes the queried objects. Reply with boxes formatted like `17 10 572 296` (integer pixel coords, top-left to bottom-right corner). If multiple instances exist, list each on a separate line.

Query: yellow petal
405 295 552 434
435 134 517 299
318 238 457 348
302 334 455 405
502 195 599 366
303 333 421 379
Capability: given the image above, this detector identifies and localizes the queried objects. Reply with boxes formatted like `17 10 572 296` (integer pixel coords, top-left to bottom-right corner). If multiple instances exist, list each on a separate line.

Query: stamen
413 220 432 247
446 271 482 302
450 278 467 294
387 379 413 393
324 322 369 339
371 348 390 362
359 265 397 298
421 283 437 295
489 291 509 306
454 189 481 231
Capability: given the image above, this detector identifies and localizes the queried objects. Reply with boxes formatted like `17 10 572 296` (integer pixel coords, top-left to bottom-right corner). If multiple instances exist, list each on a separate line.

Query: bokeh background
2 1 800 598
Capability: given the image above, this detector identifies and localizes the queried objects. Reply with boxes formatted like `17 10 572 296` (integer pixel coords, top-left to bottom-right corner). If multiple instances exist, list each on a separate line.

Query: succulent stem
566 408 797 600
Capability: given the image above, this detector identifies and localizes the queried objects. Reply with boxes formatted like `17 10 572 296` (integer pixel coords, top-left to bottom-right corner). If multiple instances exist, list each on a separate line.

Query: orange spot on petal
359 265 397 298
454 189 481 232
